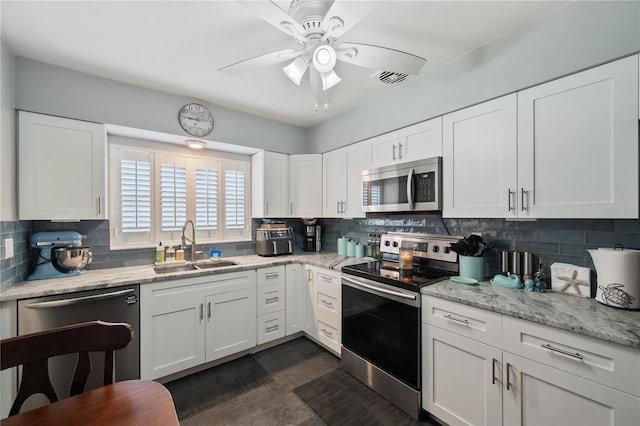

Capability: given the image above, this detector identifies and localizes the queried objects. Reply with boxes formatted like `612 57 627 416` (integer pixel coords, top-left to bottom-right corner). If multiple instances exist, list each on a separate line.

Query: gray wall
14 58 308 155
0 39 16 221
308 1 640 152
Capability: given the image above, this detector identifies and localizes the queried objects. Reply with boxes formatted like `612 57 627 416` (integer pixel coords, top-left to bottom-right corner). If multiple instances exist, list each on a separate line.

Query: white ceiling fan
220 0 427 111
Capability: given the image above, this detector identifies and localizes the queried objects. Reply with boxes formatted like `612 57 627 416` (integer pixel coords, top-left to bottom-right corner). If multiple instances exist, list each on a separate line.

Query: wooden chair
0 320 133 416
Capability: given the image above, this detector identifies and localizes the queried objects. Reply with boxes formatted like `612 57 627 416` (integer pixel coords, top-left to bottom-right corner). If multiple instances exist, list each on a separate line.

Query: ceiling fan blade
219 49 300 75
238 0 304 40
320 0 375 40
336 42 426 75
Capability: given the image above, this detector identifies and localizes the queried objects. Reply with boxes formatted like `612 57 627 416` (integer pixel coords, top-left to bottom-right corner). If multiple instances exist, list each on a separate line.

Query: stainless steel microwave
362 157 442 213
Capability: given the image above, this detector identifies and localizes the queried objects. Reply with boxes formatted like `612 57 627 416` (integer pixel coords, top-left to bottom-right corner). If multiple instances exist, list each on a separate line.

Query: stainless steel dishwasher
17 285 140 410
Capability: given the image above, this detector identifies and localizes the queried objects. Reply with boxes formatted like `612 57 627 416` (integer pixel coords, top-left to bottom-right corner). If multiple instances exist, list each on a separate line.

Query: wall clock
178 103 214 137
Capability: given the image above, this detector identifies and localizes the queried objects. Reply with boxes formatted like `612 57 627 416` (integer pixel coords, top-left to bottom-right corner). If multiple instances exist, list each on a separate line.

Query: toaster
255 227 294 256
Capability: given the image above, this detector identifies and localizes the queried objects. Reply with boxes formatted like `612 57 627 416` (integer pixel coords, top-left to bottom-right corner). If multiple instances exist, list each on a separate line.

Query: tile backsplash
2 217 639 287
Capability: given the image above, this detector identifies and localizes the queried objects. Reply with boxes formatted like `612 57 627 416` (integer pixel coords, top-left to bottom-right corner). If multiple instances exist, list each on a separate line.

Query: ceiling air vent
377 71 410 85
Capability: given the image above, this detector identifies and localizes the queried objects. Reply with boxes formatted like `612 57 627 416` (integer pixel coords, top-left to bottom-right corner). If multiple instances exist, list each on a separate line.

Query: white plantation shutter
225 169 246 230
121 159 151 232
161 163 187 231
195 167 218 230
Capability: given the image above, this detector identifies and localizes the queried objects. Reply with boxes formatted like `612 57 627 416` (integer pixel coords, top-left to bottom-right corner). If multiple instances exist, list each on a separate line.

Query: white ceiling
1 0 568 128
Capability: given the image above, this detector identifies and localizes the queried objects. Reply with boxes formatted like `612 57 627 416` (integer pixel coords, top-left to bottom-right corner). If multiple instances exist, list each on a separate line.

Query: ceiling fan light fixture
312 45 336 73
282 56 309 86
320 69 341 90
185 139 207 149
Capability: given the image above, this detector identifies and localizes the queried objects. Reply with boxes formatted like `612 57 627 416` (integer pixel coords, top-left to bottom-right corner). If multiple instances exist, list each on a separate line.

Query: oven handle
342 276 416 301
407 168 415 211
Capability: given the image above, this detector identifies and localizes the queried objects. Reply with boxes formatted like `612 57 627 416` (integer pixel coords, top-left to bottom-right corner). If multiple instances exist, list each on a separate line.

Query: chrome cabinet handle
337 201 340 214
541 343 584 360
321 299 333 307
200 303 204 321
97 196 101 215
443 314 469 325
266 325 279 332
265 202 268 215
507 189 514 211
398 142 403 159
265 272 279 279
521 188 527 211
392 144 397 160
24 289 135 309
265 296 279 304
207 301 211 320
506 363 512 390
492 358 498 385
290 202 293 215
321 328 333 337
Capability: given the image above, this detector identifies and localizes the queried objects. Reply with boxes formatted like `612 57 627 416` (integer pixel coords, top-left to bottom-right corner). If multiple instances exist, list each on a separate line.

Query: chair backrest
0 320 133 416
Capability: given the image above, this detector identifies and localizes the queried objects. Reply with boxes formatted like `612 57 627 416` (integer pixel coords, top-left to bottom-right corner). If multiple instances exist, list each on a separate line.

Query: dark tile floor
165 337 437 425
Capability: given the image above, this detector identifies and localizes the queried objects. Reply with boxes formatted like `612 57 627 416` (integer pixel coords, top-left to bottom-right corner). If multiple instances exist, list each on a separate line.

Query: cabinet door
365 130 399 169
423 324 502 426
289 154 323 218
285 264 304 335
18 111 107 220
443 94 518 218
205 288 256 362
343 143 366 218
140 298 205 380
503 352 640 426
322 149 346 217
302 265 316 338
397 117 443 163
517 55 639 218
252 151 288 218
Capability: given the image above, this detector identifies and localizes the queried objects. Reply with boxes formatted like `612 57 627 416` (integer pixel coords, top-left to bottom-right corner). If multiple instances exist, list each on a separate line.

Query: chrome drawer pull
492 358 497 385
266 325 279 332
265 273 279 279
265 297 279 304
321 328 333 337
321 299 333 307
541 343 584 360
443 314 469 325
506 363 512 390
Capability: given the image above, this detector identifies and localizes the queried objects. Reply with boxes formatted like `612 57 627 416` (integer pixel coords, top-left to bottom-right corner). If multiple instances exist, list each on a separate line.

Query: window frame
108 136 252 250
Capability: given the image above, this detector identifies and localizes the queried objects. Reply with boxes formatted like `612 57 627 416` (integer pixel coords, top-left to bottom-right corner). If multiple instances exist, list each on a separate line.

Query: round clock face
178 103 214 137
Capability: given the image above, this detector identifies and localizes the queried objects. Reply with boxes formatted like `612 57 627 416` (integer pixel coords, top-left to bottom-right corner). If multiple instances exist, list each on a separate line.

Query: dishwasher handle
24 288 136 309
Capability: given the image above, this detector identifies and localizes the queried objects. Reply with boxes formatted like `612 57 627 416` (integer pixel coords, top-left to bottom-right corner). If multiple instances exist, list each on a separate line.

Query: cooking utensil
52 247 92 272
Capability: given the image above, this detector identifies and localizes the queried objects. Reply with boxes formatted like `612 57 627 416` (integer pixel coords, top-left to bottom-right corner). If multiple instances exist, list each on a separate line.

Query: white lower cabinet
140 270 257 380
422 296 640 426
285 264 305 335
256 266 286 344
302 265 341 356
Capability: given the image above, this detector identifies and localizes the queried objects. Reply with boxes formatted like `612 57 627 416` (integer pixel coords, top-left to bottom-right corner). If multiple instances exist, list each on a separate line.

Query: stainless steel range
341 232 460 419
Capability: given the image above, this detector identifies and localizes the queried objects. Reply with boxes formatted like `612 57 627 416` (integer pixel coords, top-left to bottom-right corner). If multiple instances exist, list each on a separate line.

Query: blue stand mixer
27 231 92 280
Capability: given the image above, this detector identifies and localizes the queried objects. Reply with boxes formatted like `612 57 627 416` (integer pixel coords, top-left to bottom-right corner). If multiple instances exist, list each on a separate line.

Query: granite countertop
0 252 370 302
422 279 640 350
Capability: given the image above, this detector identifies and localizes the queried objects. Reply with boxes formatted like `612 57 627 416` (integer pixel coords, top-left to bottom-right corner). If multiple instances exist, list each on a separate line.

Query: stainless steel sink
153 260 238 274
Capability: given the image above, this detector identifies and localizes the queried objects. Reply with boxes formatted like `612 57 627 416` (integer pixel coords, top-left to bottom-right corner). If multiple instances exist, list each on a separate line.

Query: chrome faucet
181 219 197 262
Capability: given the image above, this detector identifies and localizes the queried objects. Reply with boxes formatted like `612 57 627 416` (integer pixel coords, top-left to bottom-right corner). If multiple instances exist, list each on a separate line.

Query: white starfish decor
556 270 590 296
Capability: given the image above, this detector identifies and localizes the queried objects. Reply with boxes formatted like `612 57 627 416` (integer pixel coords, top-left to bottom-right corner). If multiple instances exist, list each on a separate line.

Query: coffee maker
303 219 321 252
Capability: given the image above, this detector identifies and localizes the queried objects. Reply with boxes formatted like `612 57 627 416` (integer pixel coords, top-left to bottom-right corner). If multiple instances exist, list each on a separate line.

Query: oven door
341 275 421 389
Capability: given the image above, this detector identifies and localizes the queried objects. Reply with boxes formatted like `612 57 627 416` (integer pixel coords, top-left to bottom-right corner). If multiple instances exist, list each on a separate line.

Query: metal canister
501 250 510 274
511 251 521 276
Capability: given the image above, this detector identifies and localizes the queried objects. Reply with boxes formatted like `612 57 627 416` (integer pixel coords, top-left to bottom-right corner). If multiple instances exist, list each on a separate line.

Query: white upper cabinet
365 117 443 170
19 111 107 220
443 94 518 218
517 55 638 218
289 154 323 218
444 55 639 219
252 151 289 218
364 130 399 169
397 117 443 162
323 142 366 218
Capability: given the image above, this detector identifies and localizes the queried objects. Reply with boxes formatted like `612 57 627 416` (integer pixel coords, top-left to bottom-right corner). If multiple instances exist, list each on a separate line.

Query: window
109 138 251 249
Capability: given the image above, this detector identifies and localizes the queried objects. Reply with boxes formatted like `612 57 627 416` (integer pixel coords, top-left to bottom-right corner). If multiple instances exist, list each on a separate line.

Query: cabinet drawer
503 316 640 397
317 319 340 355
257 311 285 345
314 268 341 289
314 283 340 328
257 266 285 286
422 296 502 348
257 282 285 315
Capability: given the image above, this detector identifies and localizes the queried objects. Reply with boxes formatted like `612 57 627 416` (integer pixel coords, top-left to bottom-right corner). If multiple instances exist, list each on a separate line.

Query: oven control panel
380 233 459 263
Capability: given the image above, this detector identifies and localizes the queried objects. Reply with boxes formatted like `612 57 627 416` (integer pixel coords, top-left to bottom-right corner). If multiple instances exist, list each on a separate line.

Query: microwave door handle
407 168 415 210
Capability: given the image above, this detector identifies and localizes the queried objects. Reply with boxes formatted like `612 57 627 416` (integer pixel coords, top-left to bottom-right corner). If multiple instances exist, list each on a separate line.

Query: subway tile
535 230 585 244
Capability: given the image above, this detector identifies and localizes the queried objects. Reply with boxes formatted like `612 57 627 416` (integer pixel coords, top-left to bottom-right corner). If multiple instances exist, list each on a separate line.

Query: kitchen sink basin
154 260 238 274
